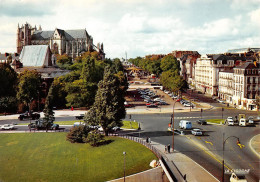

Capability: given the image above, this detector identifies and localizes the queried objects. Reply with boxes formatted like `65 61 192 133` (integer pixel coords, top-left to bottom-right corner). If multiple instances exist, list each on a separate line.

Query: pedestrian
167 144 170 153
148 137 151 144
71 106 74 111
164 145 167 153
146 137 149 143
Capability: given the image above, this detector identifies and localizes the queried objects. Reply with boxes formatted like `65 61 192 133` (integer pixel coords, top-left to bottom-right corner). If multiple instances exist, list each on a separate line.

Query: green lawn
206 119 225 124
18 120 139 129
121 120 139 129
0 133 157 182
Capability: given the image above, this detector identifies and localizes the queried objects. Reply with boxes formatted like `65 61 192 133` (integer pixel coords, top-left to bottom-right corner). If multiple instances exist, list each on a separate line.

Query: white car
248 116 254 124
183 102 193 107
191 129 203 136
1 124 15 130
226 117 234 126
153 98 162 102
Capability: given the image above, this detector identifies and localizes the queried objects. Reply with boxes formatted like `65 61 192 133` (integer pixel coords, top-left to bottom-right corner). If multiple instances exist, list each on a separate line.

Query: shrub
66 125 89 143
84 131 104 147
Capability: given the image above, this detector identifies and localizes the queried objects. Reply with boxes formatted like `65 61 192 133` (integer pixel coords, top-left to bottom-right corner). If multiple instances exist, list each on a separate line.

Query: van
239 118 247 127
179 120 192 129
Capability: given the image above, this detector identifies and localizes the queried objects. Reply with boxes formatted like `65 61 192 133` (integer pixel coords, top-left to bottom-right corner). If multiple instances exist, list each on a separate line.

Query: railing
118 134 186 182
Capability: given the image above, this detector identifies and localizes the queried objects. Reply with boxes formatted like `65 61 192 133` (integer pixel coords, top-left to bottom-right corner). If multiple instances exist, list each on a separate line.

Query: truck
28 119 59 130
18 111 40 121
179 120 192 129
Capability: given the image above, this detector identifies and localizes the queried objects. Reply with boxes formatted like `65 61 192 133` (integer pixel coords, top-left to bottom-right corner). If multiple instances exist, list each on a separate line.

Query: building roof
234 61 259 69
19 45 50 67
226 48 260 53
32 29 89 41
32 30 54 40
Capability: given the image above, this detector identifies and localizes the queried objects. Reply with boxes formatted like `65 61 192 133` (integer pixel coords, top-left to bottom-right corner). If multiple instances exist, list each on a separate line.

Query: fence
118 134 186 182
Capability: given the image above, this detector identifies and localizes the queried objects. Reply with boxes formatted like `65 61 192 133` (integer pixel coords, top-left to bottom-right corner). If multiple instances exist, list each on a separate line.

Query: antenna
125 51 127 62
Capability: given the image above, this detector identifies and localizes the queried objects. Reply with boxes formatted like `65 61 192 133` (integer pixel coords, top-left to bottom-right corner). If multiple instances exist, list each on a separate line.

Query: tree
56 54 72 69
160 70 185 93
66 125 90 143
0 63 17 97
17 70 41 111
0 64 17 113
43 83 55 130
160 55 180 72
84 66 126 136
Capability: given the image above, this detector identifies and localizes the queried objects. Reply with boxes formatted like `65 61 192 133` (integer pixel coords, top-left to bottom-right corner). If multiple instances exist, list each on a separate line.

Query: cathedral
17 22 105 59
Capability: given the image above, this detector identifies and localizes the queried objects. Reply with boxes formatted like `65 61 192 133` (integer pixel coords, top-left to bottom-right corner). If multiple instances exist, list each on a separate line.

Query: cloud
249 8 260 27
0 0 55 17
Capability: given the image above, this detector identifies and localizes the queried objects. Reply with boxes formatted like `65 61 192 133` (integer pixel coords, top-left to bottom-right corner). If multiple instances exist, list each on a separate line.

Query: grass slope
0 133 157 182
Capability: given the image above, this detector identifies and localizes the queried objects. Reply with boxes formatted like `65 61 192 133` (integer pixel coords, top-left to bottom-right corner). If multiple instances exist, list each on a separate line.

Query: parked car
196 119 207 125
183 102 193 107
18 111 40 120
75 114 85 120
153 98 162 102
248 116 254 124
158 101 168 105
226 117 234 126
164 90 170 94
1 124 15 130
147 104 158 108
191 129 203 136
239 118 247 127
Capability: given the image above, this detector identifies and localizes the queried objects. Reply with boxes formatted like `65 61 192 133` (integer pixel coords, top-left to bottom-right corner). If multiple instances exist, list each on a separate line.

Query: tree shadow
97 139 114 147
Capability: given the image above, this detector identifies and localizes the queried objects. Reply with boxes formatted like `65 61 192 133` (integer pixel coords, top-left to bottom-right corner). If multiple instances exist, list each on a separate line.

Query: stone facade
17 23 105 59
218 70 234 104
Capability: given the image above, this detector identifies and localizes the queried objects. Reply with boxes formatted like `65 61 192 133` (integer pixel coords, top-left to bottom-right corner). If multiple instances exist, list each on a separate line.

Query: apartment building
233 62 259 110
194 55 218 95
218 70 234 103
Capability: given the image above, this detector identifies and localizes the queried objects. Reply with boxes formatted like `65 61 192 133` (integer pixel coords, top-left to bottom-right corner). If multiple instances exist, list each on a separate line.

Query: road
1 108 259 181
127 112 260 182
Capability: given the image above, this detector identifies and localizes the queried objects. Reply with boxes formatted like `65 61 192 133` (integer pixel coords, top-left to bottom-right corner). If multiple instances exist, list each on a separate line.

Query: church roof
19 45 50 67
32 30 54 40
32 29 89 40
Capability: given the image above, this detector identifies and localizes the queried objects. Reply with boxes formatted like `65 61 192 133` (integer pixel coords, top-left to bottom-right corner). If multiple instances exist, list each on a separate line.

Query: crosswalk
174 116 201 119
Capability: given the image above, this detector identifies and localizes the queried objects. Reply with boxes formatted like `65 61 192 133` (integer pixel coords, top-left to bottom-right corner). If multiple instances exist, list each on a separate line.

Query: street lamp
222 133 241 182
172 100 177 151
123 151 126 182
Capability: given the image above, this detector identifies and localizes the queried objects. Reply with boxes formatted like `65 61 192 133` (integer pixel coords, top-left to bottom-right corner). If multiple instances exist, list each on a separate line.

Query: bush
66 125 89 143
84 131 104 147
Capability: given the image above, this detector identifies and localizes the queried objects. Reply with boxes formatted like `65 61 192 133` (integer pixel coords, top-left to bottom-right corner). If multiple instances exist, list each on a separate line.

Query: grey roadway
127 111 259 182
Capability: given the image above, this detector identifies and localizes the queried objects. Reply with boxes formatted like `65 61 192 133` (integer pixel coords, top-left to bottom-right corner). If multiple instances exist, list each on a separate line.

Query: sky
0 0 260 59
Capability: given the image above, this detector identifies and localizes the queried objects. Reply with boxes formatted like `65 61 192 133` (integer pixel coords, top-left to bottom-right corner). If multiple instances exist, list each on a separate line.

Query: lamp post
123 151 126 182
222 133 240 182
172 100 177 152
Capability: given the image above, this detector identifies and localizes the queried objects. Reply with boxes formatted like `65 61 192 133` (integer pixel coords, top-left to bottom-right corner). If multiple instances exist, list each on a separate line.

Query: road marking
205 141 213 146
237 155 242 159
197 137 201 140
185 136 232 171
248 164 254 169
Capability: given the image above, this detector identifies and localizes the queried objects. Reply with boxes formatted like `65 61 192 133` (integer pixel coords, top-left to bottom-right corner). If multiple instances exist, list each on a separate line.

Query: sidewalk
150 140 219 182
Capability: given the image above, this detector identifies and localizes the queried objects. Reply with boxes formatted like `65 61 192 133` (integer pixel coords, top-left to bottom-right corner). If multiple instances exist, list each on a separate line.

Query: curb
249 134 260 158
